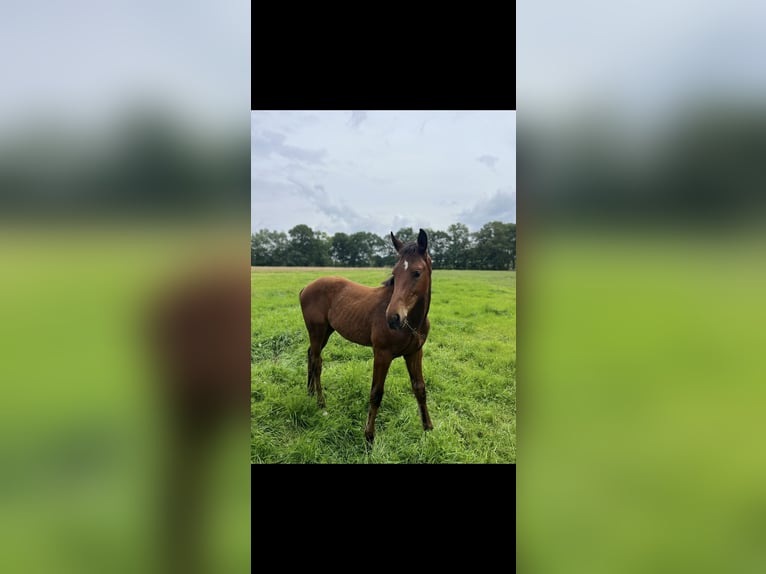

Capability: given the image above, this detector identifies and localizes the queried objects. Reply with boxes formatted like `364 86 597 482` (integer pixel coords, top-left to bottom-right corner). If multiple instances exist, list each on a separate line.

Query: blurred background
517 1 766 572
5 0 766 569
0 2 250 573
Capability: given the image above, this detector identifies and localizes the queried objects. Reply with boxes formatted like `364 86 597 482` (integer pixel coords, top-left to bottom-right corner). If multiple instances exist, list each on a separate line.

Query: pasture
251 267 516 463
0 227 250 572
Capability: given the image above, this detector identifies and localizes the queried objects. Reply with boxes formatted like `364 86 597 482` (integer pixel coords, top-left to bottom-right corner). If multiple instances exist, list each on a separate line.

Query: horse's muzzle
387 313 401 330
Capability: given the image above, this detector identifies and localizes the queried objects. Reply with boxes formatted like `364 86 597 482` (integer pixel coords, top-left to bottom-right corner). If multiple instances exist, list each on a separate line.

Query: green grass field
251 267 516 463
0 226 251 573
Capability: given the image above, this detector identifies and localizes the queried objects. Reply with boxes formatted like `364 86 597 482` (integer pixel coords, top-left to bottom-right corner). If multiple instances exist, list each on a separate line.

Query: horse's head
385 228 432 331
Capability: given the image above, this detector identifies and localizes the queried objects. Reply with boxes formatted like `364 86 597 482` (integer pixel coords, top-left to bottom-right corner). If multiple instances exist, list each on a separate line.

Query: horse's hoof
424 423 434 431
365 431 375 444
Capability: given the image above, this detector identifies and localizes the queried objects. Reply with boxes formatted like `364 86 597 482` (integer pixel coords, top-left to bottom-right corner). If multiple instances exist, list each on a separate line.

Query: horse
299 228 434 443
149 256 250 573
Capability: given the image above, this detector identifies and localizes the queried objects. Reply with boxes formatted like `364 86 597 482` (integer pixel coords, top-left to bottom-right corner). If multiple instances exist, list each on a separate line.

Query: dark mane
381 276 394 287
397 242 421 257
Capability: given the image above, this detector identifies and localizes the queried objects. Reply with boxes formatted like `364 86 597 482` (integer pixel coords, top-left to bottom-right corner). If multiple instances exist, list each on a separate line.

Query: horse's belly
336 326 373 347
328 307 374 347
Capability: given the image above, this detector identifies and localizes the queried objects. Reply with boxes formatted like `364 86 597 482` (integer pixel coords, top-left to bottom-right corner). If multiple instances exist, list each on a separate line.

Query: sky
251 111 516 236
517 0 766 123
0 0 249 127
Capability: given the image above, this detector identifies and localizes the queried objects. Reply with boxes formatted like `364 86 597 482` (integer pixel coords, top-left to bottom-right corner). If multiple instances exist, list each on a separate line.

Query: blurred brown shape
151 261 250 435
148 258 249 574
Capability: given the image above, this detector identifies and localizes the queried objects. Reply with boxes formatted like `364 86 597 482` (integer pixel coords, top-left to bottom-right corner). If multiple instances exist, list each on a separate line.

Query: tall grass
251 268 516 463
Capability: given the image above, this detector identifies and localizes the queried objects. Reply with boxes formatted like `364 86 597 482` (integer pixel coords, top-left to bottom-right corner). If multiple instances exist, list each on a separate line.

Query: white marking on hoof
323 411 328 416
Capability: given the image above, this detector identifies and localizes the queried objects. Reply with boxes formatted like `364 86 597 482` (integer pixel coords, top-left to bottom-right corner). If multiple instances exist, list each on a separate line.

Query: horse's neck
410 279 431 330
422 267 432 321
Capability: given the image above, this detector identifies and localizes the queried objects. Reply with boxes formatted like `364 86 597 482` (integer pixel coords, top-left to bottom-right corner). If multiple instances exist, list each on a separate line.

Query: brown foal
299 229 434 443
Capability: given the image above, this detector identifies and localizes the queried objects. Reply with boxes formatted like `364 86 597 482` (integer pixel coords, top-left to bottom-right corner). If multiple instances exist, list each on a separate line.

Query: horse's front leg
404 347 433 431
365 350 393 444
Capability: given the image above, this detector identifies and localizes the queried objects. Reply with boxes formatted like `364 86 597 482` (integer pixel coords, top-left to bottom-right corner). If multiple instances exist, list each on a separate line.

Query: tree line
251 221 516 270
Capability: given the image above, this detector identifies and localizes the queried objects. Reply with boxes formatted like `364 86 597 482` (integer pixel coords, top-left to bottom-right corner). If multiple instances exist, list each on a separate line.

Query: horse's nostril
388 314 400 329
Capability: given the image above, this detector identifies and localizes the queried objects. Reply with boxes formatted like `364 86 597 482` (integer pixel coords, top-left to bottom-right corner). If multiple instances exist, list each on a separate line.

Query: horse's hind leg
306 347 315 394
306 323 333 409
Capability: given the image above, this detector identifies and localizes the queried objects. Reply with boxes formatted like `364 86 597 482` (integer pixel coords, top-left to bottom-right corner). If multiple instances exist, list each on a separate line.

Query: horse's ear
417 228 428 254
390 232 404 253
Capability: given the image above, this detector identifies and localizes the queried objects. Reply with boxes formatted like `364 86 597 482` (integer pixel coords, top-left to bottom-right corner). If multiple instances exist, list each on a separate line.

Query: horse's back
300 276 352 320
299 276 382 346
300 276 349 306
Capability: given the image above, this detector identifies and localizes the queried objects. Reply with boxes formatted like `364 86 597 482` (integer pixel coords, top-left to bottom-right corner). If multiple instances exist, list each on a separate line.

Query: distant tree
425 228 450 269
349 231 385 266
445 223 472 268
269 230 289 264
509 223 516 270
251 233 260 266
314 230 332 266
251 229 288 266
330 232 355 266
472 221 515 270
373 234 397 267
394 227 416 243
252 221 514 269
287 224 329 266
345 232 366 266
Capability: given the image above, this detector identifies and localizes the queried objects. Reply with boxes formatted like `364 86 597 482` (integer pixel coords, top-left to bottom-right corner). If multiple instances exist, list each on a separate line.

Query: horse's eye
413 271 421 278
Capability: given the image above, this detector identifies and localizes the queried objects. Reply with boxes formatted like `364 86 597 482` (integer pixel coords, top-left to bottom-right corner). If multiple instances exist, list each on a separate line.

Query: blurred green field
518 229 766 574
0 226 250 574
251 268 516 463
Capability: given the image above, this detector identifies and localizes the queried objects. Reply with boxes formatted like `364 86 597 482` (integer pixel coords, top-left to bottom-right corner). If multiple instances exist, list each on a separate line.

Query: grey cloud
250 130 284 156
477 154 499 170
279 143 326 163
368 175 394 185
251 129 326 164
281 112 321 133
250 176 295 195
391 215 429 235
251 113 320 135
458 188 516 228
286 177 378 233
349 111 367 129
